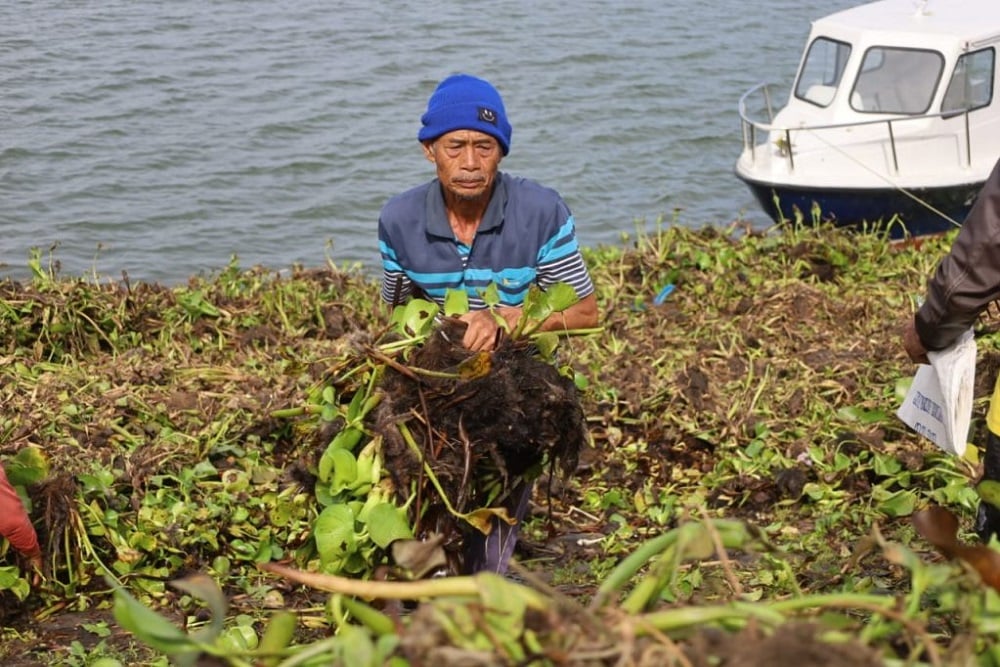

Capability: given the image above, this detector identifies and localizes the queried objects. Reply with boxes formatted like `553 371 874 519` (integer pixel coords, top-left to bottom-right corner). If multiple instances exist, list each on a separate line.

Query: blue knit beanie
418 74 512 155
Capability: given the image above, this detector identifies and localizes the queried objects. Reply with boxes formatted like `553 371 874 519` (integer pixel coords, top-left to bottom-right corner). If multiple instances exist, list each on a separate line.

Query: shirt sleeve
536 215 595 300
378 213 415 306
0 467 41 559
380 269 414 306
916 158 1000 350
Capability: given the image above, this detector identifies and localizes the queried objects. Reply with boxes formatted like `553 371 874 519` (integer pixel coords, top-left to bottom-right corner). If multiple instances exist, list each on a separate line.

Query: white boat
735 0 1000 239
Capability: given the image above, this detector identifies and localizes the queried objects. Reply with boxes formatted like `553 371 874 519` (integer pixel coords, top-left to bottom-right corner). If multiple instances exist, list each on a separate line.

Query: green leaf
338 595 397 636
518 282 581 338
520 284 554 325
258 611 297 667
79 469 116 495
393 299 439 337
444 289 469 317
347 388 366 421
0 566 29 600
330 449 360 495
170 573 228 645
544 282 579 312
874 488 917 517
482 283 501 308
358 393 382 421
338 624 377 666
366 502 414 548
353 445 378 493
836 406 888 424
315 504 358 567
532 332 558 360
216 624 258 653
872 453 902 477
695 250 713 270
333 426 365 452
108 576 200 664
477 573 528 656
5 447 49 487
319 428 366 482
979 480 1000 510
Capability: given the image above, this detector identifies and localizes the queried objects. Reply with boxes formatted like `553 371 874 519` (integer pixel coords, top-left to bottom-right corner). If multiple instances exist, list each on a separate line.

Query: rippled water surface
3 0 860 284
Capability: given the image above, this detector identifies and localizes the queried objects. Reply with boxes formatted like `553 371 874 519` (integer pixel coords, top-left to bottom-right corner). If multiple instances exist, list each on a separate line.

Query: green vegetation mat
2 222 999 666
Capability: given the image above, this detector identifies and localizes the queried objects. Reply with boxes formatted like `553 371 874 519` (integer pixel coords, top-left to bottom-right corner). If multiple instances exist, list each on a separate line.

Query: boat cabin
736 0 1000 237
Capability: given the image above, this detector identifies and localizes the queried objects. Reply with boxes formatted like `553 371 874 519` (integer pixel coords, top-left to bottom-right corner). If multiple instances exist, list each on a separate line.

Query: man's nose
460 145 478 167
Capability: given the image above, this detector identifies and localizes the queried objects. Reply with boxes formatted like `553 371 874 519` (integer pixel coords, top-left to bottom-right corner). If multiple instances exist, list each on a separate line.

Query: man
378 74 599 573
378 73 598 352
903 157 1000 541
0 465 42 578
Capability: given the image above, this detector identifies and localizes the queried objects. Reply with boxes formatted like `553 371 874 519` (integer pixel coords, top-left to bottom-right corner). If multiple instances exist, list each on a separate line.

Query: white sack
897 328 976 457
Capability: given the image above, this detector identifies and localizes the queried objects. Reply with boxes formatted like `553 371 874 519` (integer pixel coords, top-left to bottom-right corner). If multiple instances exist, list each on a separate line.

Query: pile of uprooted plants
1 221 1000 666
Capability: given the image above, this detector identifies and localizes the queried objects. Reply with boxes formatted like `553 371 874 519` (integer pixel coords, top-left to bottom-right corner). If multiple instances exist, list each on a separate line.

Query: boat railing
738 82 973 173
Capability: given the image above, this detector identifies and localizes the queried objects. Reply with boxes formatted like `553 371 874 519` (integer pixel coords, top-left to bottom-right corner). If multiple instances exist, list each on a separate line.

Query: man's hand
902 317 930 365
458 308 519 351
21 551 43 587
457 294 599 351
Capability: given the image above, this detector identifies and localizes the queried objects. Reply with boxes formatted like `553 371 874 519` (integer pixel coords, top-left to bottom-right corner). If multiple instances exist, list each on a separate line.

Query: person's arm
912 158 1000 354
0 467 42 566
535 291 599 332
380 268 413 307
460 292 599 351
461 196 600 350
378 216 414 308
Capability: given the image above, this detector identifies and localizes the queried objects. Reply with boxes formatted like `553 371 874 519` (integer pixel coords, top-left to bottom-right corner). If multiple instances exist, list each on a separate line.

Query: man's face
423 130 502 203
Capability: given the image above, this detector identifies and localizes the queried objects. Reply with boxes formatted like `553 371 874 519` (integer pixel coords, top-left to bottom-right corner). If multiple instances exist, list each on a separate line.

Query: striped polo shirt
378 172 594 309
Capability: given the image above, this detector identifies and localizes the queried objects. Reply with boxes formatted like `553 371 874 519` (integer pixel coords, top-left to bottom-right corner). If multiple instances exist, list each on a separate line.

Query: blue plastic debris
653 283 675 306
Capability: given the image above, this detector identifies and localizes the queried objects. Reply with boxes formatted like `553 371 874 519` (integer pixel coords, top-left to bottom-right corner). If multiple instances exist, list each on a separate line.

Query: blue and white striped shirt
379 172 594 309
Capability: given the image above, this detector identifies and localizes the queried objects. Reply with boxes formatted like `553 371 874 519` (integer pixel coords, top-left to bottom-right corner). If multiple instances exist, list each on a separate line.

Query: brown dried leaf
457 351 493 379
913 505 1000 592
391 533 448 579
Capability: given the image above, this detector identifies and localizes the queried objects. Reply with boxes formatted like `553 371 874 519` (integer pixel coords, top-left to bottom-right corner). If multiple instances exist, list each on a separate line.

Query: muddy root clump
374 318 586 573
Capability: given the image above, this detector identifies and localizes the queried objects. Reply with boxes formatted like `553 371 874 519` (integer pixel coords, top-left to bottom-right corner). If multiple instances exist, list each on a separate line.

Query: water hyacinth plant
286 280 589 580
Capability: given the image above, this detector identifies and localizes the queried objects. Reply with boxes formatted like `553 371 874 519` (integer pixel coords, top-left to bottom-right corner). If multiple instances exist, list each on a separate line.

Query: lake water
3 0 860 285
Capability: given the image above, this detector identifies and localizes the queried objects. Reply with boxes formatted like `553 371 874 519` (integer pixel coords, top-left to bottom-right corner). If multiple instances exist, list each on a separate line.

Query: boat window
942 48 995 116
794 37 851 108
850 47 943 114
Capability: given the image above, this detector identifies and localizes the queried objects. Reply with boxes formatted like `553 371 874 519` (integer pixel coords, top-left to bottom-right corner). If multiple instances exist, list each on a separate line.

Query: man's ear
422 141 436 163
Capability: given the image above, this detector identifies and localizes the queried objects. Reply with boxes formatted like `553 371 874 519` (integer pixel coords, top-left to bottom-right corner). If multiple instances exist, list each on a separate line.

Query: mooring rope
798 125 964 230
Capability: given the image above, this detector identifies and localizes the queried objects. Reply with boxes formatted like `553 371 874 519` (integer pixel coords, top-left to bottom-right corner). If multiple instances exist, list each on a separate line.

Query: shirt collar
425 173 507 239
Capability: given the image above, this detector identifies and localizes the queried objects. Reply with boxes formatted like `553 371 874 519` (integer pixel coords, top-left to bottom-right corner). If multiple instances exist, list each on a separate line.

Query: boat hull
737 175 983 239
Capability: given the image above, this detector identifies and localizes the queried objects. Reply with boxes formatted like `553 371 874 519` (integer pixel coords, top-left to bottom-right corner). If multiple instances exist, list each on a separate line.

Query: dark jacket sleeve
0 467 41 559
915 158 1000 351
